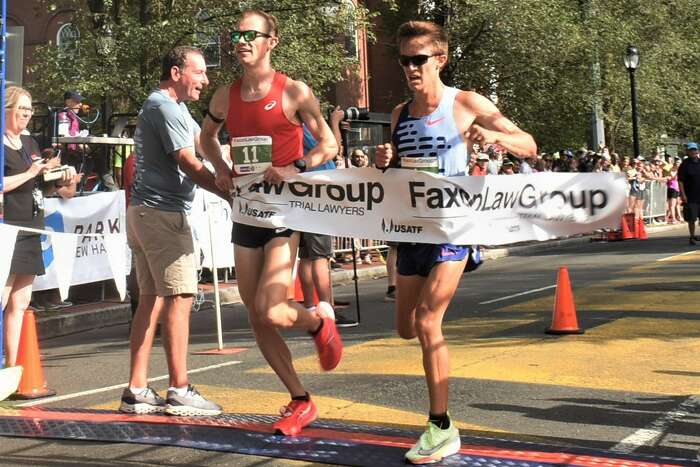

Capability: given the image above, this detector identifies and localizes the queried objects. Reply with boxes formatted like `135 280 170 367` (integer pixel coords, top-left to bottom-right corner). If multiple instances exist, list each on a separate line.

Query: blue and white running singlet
391 86 482 276
391 86 469 177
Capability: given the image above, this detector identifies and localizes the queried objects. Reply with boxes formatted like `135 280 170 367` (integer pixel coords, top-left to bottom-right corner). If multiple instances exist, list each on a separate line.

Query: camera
342 107 370 121
43 165 73 182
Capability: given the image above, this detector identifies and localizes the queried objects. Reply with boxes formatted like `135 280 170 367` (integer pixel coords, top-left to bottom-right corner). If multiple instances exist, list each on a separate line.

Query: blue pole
1 0 7 368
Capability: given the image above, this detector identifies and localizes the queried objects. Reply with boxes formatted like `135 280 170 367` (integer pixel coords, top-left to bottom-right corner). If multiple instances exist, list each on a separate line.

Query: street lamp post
624 45 641 159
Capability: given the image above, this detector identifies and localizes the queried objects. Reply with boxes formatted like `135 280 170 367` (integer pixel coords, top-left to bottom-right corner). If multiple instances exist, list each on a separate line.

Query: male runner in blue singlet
375 21 537 464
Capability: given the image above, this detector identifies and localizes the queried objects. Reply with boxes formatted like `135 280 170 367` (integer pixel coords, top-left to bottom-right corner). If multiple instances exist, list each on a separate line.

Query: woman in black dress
2 86 79 368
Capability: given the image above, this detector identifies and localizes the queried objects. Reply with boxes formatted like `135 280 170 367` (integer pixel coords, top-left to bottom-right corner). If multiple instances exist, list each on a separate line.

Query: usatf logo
381 218 423 234
238 201 275 219
264 100 277 111
41 210 65 267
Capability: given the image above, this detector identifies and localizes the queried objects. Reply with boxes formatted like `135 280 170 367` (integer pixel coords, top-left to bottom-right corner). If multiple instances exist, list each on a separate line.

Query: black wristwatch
293 158 307 173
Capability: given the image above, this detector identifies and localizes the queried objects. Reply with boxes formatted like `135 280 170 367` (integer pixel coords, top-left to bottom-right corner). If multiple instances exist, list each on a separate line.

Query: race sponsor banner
33 191 129 293
190 188 235 269
231 168 627 245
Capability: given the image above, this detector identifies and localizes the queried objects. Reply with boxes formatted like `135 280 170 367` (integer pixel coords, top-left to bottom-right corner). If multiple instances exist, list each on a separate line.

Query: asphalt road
2 225 700 466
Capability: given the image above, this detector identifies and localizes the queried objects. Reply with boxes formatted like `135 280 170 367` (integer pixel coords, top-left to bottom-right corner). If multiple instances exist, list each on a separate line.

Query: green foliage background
30 0 699 154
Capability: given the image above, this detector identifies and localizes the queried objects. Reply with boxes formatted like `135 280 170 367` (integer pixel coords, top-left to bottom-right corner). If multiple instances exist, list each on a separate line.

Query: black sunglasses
398 53 442 67
231 30 271 43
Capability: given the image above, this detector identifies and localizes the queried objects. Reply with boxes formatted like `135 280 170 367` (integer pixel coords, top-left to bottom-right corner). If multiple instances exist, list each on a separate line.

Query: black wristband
205 109 225 124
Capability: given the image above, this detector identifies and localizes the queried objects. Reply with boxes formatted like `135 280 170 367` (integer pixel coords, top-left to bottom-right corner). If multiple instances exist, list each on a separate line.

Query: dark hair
241 9 279 37
160 46 203 82
396 21 449 55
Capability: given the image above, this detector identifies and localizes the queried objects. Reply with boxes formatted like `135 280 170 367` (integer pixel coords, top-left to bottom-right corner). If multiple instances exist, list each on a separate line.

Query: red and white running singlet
226 72 302 175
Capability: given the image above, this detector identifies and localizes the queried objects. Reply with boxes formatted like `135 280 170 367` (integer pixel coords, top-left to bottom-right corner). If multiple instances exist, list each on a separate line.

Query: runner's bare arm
375 103 404 169
199 85 233 193
458 91 537 157
295 81 338 169
264 81 338 184
173 146 231 203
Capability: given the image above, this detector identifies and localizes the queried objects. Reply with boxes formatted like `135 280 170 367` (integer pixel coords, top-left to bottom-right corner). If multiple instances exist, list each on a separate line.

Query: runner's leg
395 274 425 340
400 259 466 414
235 236 319 397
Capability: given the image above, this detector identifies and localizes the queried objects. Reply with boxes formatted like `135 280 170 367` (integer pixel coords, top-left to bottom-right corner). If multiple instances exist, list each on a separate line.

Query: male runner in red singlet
199 9 342 436
375 21 537 464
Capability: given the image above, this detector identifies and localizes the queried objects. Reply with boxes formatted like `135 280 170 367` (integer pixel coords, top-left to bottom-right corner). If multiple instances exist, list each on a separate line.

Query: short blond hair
5 86 32 110
397 21 449 56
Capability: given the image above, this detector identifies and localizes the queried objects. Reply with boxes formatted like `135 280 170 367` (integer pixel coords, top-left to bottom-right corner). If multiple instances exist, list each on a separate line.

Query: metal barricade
332 237 388 257
642 180 667 221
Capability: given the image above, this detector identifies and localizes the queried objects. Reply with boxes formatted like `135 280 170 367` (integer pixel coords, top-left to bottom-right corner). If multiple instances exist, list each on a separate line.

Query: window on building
57 23 80 56
196 10 221 68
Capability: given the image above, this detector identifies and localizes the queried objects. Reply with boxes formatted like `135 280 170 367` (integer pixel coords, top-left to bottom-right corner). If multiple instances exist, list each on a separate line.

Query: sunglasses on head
398 53 442 67
231 30 271 43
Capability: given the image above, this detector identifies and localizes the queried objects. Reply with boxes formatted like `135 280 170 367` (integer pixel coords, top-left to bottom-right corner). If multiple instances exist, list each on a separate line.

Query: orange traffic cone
545 267 584 335
293 273 319 305
635 217 648 240
13 309 56 399
621 213 636 240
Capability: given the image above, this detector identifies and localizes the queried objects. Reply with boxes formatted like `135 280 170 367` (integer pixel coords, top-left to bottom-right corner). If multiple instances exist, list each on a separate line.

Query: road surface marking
17 360 242 407
479 285 556 305
610 395 700 454
657 250 697 262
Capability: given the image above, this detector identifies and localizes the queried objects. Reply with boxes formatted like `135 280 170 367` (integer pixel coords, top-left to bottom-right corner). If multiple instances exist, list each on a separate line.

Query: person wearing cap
678 142 700 244
499 158 515 174
470 153 489 175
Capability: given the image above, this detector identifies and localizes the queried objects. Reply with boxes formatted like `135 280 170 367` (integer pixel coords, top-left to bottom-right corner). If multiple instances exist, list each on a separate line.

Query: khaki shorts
126 205 197 296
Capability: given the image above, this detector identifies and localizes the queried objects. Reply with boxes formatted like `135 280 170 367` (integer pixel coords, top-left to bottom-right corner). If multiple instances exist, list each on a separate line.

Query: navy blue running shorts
397 243 478 277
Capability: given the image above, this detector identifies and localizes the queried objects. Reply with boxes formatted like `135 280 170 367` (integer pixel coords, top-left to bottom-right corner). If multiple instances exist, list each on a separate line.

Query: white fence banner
231 168 627 245
33 191 128 292
0 224 18 293
190 188 235 269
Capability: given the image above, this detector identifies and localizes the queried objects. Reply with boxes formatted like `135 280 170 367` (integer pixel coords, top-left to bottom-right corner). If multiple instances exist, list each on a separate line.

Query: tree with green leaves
29 0 375 123
372 0 699 155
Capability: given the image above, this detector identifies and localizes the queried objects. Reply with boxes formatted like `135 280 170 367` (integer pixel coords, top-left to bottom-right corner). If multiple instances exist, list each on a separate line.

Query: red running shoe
313 303 343 371
272 398 318 436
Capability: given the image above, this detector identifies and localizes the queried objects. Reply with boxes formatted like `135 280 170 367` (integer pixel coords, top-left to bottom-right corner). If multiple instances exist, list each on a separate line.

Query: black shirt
678 157 700 203
3 135 45 231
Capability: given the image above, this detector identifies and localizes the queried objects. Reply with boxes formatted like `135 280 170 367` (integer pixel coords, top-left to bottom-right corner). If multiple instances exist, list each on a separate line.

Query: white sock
129 386 146 394
168 386 189 396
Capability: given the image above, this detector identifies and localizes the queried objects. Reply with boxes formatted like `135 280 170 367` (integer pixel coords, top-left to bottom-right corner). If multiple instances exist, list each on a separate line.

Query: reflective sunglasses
398 53 442 67
231 30 271 43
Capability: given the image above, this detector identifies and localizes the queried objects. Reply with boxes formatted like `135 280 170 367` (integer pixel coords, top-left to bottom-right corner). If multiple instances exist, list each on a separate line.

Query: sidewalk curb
37 223 687 340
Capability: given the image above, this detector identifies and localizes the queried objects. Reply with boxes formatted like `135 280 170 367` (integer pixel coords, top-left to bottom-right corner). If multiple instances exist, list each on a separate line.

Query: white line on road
657 250 697 262
17 360 242 408
478 285 556 305
609 395 700 454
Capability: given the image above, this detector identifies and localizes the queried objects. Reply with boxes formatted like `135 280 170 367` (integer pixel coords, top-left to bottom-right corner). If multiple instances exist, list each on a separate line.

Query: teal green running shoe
405 419 460 464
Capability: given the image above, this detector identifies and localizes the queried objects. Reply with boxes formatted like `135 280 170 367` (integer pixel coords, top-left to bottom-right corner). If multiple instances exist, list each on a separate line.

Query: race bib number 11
231 135 273 175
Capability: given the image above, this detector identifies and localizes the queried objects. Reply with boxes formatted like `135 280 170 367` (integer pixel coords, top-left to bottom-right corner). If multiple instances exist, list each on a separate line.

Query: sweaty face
235 14 275 65
399 37 445 92
177 52 209 102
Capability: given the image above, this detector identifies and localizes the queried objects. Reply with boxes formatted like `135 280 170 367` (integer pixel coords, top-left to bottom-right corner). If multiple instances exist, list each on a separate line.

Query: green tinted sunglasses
231 30 271 43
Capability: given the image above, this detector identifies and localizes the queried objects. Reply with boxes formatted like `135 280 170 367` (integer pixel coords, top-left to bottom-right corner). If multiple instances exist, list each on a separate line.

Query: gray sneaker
119 386 166 414
165 384 222 417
